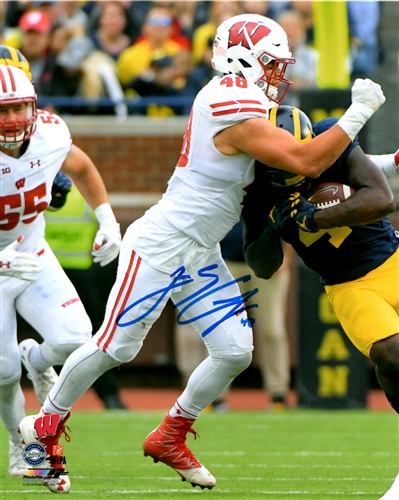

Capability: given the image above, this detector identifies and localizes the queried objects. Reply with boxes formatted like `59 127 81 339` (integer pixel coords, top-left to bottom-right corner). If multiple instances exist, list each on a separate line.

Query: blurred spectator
3 10 83 104
182 35 216 97
3 0 27 30
267 1 291 20
241 1 285 19
88 1 132 61
278 9 318 107
86 1 152 44
291 1 314 46
191 1 242 66
31 1 65 27
169 1 211 43
129 49 192 116
116 4 185 93
16 10 53 85
49 22 70 56
348 1 382 79
57 0 89 36
129 54 179 98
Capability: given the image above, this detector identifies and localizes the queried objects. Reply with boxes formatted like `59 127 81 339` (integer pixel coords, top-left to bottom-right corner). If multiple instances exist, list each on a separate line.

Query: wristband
337 102 372 140
94 203 117 226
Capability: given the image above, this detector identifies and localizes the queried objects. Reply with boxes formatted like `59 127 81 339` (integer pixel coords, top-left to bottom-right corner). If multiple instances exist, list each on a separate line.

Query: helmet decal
0 65 17 93
228 21 271 50
212 14 295 103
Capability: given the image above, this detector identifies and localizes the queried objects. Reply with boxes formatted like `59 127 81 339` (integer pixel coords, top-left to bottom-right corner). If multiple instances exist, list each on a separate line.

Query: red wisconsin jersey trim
97 250 142 352
211 99 267 117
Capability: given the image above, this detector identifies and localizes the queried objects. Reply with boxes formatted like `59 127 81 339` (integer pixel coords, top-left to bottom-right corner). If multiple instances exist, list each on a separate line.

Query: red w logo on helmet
228 21 271 49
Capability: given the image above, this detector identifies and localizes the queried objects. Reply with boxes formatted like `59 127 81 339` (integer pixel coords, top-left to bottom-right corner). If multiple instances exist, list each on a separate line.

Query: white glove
337 78 386 139
92 203 121 267
0 236 42 282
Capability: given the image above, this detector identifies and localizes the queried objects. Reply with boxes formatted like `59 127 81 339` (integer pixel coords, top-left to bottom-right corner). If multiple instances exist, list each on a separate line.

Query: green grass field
1 409 397 499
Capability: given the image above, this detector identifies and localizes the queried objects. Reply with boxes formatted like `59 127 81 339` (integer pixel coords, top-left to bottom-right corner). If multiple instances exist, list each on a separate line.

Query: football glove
268 197 295 233
288 192 319 233
338 78 385 139
92 203 121 267
0 236 42 282
48 172 72 211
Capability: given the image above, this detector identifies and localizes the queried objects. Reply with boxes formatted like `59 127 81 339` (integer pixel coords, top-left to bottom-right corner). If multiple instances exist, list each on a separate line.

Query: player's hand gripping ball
268 192 319 233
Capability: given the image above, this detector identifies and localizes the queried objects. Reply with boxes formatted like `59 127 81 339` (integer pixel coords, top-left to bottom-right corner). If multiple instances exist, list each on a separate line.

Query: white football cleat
19 338 58 404
379 472 399 499
19 410 71 493
8 439 26 476
43 474 71 493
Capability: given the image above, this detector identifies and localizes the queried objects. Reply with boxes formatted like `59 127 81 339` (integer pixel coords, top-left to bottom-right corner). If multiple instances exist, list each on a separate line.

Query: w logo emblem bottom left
34 414 61 439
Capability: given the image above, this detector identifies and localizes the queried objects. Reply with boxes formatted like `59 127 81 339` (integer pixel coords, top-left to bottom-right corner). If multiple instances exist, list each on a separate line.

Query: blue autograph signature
116 264 258 337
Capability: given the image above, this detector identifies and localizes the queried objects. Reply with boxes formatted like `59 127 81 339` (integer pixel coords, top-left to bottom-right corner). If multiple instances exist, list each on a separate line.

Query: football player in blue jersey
242 105 399 500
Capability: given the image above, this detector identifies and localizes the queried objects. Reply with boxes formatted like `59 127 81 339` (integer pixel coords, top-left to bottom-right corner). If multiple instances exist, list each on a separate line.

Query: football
306 182 355 210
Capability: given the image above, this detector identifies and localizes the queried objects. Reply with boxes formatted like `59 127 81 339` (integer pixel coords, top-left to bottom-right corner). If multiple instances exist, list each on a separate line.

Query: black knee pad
385 392 399 414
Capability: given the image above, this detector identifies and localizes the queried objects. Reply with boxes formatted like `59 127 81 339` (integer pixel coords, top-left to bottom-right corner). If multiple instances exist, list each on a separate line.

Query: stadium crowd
1 0 383 116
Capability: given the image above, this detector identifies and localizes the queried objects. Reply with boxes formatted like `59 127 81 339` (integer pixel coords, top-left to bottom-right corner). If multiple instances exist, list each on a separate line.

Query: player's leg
175 322 208 386
326 249 399 409
19 245 175 489
175 321 230 410
250 265 291 409
370 334 399 408
325 250 399 500
64 265 127 409
0 277 29 476
143 248 253 488
17 242 92 404
172 249 253 415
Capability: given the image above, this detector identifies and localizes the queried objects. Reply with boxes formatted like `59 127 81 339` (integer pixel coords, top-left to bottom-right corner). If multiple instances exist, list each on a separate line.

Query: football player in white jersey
19 14 386 492
0 53 120 491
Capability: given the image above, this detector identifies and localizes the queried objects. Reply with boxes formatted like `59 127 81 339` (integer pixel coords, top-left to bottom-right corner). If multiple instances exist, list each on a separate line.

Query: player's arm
244 219 284 279
60 145 109 210
215 79 385 178
60 144 121 266
311 146 396 229
241 182 284 279
368 149 399 176
285 146 396 233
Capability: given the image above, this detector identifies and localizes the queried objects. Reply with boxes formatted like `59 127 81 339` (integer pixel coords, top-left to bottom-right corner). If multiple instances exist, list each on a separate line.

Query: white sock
169 401 197 419
0 381 25 441
173 353 251 417
45 339 119 411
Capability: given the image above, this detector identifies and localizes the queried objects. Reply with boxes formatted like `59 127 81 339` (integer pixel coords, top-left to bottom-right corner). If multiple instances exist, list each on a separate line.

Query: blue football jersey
244 118 399 285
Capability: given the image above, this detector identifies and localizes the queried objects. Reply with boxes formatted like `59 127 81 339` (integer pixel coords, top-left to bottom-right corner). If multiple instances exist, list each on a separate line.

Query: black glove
268 197 295 233
288 192 319 233
48 172 72 211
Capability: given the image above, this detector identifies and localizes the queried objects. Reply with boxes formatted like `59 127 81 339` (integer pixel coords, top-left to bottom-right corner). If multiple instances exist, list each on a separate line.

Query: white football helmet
0 65 37 149
212 14 295 103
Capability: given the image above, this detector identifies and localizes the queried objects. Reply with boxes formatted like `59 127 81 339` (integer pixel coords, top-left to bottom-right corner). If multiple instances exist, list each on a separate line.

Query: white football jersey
146 75 274 248
0 109 72 252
